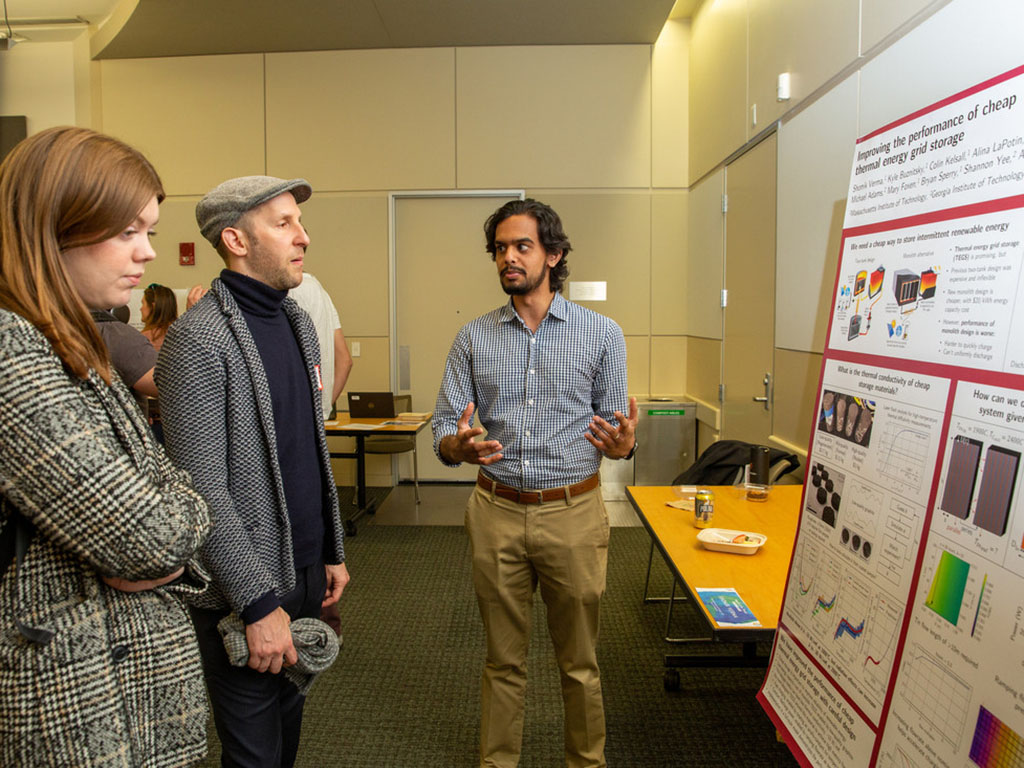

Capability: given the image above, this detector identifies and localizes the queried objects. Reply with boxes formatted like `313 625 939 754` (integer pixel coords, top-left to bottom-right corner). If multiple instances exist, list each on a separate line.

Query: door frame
386 190 524 482
388 190 525 392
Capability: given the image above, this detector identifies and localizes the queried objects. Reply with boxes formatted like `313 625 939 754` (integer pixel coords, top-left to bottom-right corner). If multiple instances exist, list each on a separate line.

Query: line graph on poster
898 643 973 751
878 420 931 492
861 594 903 702
878 743 922 768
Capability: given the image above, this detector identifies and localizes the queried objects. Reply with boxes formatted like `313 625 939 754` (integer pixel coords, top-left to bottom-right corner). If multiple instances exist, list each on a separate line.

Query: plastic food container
696 528 767 555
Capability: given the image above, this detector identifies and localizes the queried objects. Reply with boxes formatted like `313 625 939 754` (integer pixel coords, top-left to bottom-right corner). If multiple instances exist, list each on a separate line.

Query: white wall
0 41 77 133
775 74 859 353
859 0 1024 137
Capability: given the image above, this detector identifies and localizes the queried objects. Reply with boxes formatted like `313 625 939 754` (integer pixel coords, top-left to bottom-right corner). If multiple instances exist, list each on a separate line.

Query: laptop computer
347 391 395 418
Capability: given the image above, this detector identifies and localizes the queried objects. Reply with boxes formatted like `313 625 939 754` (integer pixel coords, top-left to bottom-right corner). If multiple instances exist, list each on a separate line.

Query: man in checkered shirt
433 198 638 768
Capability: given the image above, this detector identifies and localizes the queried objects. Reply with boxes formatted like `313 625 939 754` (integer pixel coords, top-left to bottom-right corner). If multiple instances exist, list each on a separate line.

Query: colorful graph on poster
835 617 865 640
925 550 970 625
969 706 1024 767
813 593 836 616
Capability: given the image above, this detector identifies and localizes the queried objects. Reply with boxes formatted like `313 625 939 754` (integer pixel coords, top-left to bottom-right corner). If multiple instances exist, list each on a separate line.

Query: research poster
759 64 1024 768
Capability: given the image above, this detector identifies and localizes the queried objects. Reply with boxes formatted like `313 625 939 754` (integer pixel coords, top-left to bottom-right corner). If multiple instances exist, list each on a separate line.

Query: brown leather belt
476 471 600 505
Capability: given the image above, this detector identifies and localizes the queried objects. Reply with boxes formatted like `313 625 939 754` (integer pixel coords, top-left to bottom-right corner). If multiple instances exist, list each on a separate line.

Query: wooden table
325 414 431 535
626 484 802 688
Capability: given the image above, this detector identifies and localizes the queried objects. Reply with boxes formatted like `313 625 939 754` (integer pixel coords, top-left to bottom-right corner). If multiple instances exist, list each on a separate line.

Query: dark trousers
191 562 327 768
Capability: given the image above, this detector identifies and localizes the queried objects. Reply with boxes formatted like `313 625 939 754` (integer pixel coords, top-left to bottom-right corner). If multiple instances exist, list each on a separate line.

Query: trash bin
634 399 697 485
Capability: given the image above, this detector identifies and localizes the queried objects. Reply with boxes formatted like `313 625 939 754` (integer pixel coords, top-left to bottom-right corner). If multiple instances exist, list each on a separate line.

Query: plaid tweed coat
155 278 344 616
0 309 213 767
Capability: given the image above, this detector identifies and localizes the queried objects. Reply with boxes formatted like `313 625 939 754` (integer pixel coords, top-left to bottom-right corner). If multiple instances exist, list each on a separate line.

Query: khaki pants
465 484 609 768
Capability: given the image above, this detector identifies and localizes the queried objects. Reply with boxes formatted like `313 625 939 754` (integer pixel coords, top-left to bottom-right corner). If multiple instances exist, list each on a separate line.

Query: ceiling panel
374 0 676 48
95 0 393 59
89 0 678 59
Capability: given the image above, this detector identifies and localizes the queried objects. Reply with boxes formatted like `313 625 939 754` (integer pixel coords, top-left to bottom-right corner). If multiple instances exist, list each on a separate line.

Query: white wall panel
266 48 456 191
686 170 724 339
0 42 77 134
101 55 265 196
776 74 859 353
860 0 1024 137
457 46 652 189
652 19 690 188
862 0 941 52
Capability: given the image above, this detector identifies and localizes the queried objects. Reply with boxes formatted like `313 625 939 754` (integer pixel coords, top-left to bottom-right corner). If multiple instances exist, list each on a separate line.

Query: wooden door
723 133 777 443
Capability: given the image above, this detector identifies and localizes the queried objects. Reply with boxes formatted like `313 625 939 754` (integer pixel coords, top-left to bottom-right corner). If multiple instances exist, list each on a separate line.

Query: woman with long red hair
0 126 212 766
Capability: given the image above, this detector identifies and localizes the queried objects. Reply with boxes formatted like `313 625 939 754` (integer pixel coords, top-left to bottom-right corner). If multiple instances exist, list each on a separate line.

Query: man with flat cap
156 176 349 768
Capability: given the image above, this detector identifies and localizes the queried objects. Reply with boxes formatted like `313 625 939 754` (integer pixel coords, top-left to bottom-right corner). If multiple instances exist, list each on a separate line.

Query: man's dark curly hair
484 198 571 293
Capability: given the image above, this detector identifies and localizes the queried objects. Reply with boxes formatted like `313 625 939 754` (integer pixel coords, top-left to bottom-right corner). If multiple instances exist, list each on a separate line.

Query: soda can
694 488 715 528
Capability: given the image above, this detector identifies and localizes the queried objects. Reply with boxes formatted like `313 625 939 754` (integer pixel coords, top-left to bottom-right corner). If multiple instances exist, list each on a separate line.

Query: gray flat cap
196 175 312 248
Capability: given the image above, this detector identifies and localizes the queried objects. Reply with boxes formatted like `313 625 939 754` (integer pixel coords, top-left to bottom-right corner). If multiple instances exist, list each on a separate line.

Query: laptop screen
347 392 395 418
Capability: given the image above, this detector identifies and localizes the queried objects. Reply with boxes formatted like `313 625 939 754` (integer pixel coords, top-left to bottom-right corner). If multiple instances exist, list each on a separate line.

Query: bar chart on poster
758 63 1024 768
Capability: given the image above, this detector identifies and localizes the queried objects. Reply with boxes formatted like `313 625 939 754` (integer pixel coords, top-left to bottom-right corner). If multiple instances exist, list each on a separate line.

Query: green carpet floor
198 524 798 767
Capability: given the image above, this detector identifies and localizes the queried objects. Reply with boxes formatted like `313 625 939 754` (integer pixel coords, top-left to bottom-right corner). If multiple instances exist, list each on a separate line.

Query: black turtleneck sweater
221 270 325 622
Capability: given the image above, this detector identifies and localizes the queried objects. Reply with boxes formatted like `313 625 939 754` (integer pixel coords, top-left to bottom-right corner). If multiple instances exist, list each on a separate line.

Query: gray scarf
217 614 340 694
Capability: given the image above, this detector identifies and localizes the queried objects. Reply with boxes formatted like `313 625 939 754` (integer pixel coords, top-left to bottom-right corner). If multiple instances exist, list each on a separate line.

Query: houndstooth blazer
155 277 344 616
0 309 213 767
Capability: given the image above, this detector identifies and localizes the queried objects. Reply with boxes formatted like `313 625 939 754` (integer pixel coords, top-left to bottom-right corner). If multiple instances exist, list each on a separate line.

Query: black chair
671 439 800 487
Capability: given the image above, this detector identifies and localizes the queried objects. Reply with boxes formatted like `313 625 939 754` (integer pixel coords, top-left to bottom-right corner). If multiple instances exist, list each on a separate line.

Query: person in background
157 175 349 768
288 271 353 419
91 303 158 415
141 282 179 351
0 126 212 765
186 283 208 310
432 198 637 768
136 283 178 442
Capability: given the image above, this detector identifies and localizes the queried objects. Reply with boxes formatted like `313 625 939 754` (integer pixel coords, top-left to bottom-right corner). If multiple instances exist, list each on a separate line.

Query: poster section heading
827 208 1024 373
847 69 1023 228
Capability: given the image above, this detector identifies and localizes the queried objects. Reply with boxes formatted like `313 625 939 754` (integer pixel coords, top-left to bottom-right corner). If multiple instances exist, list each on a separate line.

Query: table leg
641 536 772 687
330 435 372 537
356 434 366 511
643 538 691 606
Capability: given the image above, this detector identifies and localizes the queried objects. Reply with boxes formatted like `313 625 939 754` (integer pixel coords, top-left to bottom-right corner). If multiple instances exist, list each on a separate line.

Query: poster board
759 64 1024 767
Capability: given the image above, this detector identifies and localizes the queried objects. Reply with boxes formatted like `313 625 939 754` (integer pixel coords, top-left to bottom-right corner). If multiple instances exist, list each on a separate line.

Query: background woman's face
140 296 152 322
61 196 159 310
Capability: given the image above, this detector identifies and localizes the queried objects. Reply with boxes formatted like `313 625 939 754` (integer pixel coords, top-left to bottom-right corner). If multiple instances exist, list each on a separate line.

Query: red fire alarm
179 242 195 266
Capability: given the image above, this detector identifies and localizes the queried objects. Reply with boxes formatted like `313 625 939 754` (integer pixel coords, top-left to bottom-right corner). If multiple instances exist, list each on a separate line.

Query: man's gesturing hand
440 402 503 465
245 606 297 674
585 396 639 459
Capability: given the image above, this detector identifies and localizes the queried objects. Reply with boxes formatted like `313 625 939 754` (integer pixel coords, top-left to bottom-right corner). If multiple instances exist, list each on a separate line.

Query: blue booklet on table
696 587 761 627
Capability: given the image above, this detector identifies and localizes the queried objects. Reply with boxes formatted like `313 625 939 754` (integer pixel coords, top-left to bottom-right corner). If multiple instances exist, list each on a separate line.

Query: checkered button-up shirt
433 293 628 490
